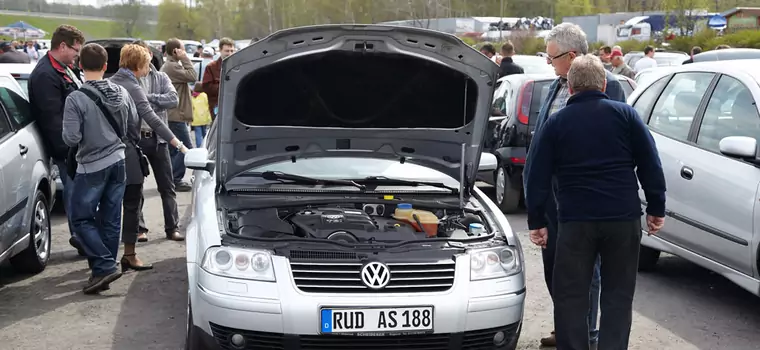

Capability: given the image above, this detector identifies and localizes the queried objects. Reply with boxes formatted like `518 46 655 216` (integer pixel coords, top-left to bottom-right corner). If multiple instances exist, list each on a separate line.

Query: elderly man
530 22 627 348
525 54 666 350
610 50 635 79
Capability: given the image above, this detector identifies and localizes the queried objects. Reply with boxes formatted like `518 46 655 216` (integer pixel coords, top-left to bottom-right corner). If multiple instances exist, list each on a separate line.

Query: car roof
496 73 556 84
692 48 760 62
664 59 760 79
0 63 36 76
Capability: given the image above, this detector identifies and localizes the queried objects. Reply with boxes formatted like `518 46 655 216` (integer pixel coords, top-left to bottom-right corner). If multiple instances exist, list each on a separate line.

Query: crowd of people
26 24 235 294
521 23 666 350
0 39 47 63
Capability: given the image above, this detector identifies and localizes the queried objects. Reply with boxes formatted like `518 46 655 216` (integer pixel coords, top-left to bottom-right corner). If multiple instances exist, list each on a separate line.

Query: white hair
567 54 606 93
546 23 589 55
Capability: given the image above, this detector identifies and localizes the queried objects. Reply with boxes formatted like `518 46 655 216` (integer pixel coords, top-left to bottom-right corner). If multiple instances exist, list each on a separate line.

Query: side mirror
185 147 214 172
719 136 758 159
478 152 498 172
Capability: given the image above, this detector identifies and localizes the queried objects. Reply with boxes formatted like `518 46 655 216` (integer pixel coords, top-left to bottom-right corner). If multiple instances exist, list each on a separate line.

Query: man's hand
529 228 548 248
646 215 665 235
174 48 187 60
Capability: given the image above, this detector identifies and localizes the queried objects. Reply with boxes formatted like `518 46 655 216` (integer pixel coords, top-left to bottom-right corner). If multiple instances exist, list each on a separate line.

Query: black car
484 73 637 213
85 38 164 78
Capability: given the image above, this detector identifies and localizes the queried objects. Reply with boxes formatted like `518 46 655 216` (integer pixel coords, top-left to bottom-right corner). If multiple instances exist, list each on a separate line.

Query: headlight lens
201 247 275 282
470 246 521 281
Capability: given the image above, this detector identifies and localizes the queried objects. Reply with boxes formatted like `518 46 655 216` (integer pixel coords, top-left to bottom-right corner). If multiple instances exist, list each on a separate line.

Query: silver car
627 60 760 296
0 70 55 273
182 25 526 350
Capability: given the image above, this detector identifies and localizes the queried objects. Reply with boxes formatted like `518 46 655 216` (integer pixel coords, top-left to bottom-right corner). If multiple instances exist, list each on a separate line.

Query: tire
185 299 208 350
495 166 521 213
638 246 661 272
10 190 51 274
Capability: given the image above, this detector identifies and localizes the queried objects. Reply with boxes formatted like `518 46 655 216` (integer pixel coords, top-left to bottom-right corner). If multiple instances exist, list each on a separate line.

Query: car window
618 78 633 97
0 87 32 128
0 111 10 140
16 78 28 95
697 76 760 152
529 81 552 125
648 72 714 140
632 76 669 122
491 80 511 116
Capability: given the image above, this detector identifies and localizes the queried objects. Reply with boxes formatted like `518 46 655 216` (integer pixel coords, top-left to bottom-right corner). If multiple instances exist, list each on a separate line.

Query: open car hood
217 25 499 202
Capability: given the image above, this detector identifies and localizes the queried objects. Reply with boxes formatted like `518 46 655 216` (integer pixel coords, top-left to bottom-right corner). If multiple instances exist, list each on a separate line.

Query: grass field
0 13 116 40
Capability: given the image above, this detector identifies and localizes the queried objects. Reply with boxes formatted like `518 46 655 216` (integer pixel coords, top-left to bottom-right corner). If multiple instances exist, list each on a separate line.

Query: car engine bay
224 203 489 243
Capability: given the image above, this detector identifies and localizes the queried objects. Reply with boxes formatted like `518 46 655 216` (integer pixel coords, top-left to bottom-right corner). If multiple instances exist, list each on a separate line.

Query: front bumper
189 255 525 349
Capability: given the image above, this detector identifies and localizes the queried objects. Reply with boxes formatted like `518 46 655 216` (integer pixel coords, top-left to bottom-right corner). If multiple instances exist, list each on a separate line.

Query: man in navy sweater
524 54 666 350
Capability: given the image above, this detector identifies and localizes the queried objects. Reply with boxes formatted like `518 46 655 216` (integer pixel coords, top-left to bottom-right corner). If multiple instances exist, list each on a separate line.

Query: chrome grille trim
290 260 456 293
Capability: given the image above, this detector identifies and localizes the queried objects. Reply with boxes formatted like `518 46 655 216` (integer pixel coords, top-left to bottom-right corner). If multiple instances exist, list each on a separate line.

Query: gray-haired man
528 23 627 348
524 54 665 350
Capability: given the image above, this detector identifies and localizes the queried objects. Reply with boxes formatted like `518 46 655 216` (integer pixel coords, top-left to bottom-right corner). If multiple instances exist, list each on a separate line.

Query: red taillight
516 80 534 125
510 157 526 164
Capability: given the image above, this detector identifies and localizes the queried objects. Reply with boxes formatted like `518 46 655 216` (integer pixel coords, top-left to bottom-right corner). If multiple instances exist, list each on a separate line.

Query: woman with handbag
110 44 188 271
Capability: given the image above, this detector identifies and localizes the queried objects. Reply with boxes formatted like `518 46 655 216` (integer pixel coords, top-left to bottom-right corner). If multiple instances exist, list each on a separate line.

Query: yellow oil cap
383 195 394 200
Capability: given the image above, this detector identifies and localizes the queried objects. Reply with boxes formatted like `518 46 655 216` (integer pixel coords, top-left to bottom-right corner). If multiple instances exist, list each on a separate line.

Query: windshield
617 25 632 37
16 78 28 94
241 157 459 188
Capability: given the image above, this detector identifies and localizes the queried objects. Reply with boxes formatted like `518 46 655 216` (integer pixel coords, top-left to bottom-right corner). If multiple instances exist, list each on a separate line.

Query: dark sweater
524 90 666 230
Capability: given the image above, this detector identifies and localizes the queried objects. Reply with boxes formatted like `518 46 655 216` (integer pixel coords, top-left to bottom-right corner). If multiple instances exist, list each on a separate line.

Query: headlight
201 246 276 282
470 246 522 281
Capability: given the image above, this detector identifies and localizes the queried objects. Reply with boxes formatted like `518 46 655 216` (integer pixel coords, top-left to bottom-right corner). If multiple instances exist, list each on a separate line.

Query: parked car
86 38 164 78
624 50 688 68
0 70 56 274
627 60 760 296
511 54 556 75
182 25 526 350
0 63 35 98
485 73 637 213
634 66 674 88
690 48 760 63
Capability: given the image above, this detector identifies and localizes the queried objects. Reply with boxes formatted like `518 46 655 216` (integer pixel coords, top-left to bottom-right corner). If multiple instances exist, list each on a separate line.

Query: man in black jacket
498 41 524 78
28 25 86 255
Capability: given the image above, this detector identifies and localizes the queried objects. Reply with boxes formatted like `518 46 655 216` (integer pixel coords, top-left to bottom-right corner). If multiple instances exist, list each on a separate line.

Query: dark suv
484 73 636 213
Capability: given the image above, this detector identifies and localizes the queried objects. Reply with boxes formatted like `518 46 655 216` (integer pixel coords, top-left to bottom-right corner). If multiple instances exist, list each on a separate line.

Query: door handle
680 166 693 180
18 144 28 155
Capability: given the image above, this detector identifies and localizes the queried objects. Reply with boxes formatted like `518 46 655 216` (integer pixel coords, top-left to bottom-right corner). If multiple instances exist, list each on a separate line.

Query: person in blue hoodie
528 22 627 348
524 54 666 350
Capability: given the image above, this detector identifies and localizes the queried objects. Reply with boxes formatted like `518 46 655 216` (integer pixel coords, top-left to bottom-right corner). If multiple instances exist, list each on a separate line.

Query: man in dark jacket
529 22 627 349
28 24 86 255
202 37 235 120
498 41 524 78
524 54 666 350
0 42 31 63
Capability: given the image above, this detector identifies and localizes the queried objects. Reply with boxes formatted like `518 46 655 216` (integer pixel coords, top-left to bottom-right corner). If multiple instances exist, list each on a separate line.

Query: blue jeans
194 125 208 148
589 257 601 343
53 159 75 237
169 122 193 183
69 160 126 277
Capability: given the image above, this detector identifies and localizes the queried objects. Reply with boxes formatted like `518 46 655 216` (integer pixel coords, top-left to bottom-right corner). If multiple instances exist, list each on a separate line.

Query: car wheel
638 246 661 272
495 166 521 213
10 190 51 274
185 297 208 350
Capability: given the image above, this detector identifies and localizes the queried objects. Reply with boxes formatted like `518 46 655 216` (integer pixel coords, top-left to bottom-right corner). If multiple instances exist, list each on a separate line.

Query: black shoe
120 254 154 272
83 271 122 294
69 236 86 256
175 181 192 192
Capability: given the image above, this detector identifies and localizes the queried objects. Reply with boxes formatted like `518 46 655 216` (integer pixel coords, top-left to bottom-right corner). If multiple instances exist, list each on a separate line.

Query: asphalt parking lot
1 177 759 350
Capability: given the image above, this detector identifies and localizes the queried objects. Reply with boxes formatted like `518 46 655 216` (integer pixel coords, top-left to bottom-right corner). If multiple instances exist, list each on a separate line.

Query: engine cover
289 207 419 242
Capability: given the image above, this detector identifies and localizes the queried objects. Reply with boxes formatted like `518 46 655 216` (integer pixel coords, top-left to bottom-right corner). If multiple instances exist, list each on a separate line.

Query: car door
0 86 37 250
0 104 23 254
674 74 760 275
632 72 717 250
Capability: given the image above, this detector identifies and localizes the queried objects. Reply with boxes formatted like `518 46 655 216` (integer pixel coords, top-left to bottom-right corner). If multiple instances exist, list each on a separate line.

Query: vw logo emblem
361 262 391 289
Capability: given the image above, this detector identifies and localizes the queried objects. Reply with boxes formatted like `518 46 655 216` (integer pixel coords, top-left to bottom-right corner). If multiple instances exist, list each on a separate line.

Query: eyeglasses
546 51 575 64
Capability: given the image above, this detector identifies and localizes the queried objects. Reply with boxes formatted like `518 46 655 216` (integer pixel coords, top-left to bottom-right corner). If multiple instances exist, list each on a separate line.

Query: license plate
320 307 434 334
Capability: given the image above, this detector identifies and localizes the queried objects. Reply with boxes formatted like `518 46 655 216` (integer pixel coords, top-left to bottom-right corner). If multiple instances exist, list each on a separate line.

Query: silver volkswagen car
183 25 526 350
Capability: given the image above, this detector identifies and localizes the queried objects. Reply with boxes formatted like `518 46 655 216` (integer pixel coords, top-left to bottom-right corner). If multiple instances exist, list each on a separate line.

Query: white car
182 25 526 350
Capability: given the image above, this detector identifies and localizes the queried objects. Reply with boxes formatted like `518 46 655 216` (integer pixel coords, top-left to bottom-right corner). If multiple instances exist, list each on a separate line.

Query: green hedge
472 29 760 56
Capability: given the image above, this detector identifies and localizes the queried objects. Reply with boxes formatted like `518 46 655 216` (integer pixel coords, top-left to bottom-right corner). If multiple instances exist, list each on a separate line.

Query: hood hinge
459 143 466 209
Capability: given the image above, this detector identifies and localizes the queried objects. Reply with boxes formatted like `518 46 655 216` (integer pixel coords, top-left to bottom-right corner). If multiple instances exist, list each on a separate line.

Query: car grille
209 322 519 350
290 260 456 293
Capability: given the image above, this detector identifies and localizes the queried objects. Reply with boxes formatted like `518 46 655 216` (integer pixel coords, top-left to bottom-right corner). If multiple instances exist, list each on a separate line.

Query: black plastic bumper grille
207 322 520 350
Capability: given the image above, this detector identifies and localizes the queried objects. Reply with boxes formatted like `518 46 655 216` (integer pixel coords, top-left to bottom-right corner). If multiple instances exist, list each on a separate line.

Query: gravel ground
0 180 759 350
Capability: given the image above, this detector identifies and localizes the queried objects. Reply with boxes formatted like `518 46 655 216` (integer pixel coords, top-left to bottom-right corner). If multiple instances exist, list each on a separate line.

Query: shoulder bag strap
79 88 125 140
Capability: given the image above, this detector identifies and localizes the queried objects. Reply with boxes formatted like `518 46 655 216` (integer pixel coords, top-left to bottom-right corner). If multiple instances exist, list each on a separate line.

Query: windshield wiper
253 171 366 190
353 176 458 193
